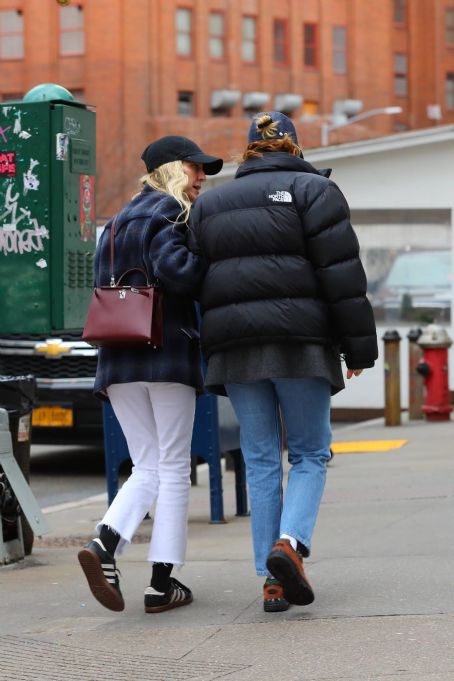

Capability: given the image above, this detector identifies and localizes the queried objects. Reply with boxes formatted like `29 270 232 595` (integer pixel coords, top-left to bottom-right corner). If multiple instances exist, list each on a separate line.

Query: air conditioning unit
427 104 442 121
243 92 270 110
273 94 303 113
211 90 241 110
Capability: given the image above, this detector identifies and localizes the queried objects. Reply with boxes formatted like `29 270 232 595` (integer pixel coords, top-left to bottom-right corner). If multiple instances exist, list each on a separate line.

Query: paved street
1 416 454 680
29 443 105 508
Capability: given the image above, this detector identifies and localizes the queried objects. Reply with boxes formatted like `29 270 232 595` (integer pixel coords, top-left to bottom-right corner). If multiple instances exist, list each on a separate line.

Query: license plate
32 406 74 428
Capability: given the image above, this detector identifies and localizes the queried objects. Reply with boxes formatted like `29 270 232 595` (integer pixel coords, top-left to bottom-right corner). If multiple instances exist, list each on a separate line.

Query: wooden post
383 330 401 426
407 328 424 420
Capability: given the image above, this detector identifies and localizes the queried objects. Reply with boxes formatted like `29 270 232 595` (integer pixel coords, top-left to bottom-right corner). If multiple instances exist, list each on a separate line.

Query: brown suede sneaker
266 538 314 606
263 577 289 612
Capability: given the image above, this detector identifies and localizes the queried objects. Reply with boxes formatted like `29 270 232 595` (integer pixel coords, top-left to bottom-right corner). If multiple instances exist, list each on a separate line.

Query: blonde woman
78 136 222 614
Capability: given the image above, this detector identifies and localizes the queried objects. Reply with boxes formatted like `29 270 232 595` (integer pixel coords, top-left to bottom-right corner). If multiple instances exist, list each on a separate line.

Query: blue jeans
226 377 332 576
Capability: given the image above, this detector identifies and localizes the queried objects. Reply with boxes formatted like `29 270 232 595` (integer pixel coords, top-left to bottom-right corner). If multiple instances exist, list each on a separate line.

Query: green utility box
0 83 96 333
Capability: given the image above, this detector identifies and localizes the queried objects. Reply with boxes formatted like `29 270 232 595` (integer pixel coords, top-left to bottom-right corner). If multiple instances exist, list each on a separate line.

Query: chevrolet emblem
35 339 71 357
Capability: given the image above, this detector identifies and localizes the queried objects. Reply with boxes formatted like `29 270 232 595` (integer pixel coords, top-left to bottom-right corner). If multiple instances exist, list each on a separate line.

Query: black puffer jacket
190 152 377 370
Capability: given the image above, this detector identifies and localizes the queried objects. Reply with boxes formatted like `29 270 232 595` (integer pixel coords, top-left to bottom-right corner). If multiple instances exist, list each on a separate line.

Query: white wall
307 131 454 408
331 324 424 410
312 142 454 209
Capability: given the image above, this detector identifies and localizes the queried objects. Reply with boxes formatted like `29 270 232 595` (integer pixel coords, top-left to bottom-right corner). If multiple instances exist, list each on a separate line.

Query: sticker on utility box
71 139 94 173
0 151 16 176
56 133 69 161
80 174 95 242
17 413 31 442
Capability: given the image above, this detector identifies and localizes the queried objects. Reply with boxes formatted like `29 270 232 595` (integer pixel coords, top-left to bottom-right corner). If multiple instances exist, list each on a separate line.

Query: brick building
0 0 453 217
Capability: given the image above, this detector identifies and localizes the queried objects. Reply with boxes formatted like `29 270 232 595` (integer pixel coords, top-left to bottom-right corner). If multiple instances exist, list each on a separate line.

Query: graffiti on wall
64 116 81 137
0 108 32 142
0 105 48 259
23 158 40 194
0 183 49 256
13 110 32 140
0 152 16 177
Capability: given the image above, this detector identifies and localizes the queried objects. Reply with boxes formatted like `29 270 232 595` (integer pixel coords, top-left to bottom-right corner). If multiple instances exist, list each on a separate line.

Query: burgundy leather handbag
82 218 163 348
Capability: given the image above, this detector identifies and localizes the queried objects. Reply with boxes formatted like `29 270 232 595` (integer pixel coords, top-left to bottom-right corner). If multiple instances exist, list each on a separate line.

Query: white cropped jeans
97 382 196 566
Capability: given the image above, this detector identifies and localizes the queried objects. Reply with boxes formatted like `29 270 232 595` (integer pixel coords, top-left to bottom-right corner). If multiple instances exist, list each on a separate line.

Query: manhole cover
0 635 248 680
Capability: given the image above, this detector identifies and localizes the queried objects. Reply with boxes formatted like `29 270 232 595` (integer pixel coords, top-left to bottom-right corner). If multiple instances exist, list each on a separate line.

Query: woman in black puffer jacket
190 112 377 613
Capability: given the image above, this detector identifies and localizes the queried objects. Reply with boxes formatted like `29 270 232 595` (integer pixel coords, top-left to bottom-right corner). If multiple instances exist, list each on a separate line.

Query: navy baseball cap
141 135 223 175
248 111 299 145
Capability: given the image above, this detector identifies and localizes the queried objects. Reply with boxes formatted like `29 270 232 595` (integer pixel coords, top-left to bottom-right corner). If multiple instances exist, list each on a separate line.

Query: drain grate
1 635 248 681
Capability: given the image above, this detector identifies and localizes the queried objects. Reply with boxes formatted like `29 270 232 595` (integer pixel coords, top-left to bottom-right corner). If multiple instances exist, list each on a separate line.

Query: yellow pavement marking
331 439 408 454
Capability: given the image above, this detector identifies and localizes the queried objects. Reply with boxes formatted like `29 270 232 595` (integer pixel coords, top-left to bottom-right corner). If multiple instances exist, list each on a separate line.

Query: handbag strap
116 267 150 287
108 216 152 288
109 217 117 287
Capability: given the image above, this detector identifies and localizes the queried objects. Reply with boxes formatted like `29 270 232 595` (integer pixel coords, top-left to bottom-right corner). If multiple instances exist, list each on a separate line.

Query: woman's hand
346 368 363 379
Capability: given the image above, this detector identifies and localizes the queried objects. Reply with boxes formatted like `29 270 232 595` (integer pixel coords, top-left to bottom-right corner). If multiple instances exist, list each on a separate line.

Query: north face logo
268 190 292 203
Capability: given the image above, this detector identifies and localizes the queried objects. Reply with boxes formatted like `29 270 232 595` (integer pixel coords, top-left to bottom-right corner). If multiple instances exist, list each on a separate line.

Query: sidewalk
1 416 454 681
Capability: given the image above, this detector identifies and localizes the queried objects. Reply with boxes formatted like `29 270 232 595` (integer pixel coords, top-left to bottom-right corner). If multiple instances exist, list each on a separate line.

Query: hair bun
257 114 273 130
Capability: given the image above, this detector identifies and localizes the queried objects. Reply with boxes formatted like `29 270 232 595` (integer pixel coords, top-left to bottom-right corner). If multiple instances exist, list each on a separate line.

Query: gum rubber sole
145 594 193 613
78 548 124 612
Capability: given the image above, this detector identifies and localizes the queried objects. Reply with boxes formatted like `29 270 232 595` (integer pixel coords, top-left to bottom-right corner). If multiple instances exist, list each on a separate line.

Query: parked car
0 333 101 444
371 250 452 323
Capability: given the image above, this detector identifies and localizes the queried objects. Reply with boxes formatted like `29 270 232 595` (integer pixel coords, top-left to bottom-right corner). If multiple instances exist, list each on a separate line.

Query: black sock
297 541 309 557
99 524 120 556
151 562 173 592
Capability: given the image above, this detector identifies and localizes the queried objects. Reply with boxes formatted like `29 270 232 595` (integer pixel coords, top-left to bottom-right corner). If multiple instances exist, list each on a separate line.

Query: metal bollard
407 328 424 420
383 330 401 426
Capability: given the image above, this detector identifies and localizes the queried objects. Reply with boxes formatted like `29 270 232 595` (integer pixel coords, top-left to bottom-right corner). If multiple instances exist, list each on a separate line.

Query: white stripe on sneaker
144 586 165 596
171 587 185 603
100 563 120 586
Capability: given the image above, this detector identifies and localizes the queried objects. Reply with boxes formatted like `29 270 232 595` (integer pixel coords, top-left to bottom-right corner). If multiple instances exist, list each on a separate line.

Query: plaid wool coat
93 185 205 399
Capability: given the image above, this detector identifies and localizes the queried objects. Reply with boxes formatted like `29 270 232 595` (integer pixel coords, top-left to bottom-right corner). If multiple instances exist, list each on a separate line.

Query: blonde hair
238 113 303 162
255 113 281 139
132 160 192 224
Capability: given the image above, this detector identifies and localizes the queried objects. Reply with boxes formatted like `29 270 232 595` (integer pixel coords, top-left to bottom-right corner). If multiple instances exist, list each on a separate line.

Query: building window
446 8 454 46
176 8 192 57
394 53 408 96
393 0 406 24
273 19 288 65
446 72 454 109
332 26 347 74
0 10 24 60
1 92 22 101
178 91 194 116
302 100 319 118
303 23 318 68
242 16 257 63
209 12 225 60
60 5 84 56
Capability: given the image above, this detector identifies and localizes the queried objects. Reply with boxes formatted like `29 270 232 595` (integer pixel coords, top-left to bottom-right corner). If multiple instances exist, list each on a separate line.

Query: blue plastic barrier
102 393 248 523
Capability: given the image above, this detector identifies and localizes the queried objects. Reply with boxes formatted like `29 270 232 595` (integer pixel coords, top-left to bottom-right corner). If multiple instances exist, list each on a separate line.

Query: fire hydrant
416 324 453 422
